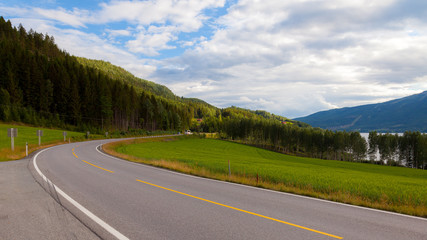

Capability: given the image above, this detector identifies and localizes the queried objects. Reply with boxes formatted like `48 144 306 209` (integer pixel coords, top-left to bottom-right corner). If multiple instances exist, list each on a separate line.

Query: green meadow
0 123 89 161
108 136 427 217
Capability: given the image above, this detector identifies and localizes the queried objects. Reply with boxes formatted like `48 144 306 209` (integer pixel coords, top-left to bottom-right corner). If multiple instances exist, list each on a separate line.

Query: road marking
81 159 114 173
32 147 129 240
73 147 114 173
136 179 343 239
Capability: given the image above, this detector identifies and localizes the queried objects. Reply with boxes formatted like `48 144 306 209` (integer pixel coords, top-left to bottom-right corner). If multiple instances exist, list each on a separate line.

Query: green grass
0 123 92 161
109 136 427 217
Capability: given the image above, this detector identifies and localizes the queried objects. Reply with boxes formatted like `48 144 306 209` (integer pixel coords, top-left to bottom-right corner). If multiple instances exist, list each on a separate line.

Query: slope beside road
2 138 427 239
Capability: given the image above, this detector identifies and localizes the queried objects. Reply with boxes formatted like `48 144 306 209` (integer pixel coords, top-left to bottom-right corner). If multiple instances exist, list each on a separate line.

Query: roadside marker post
7 128 17 151
63 131 67 141
86 131 90 139
26 142 28 157
37 130 43 146
228 159 231 177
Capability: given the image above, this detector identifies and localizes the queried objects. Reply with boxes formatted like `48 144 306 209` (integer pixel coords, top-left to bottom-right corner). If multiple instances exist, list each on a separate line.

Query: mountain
294 91 427 132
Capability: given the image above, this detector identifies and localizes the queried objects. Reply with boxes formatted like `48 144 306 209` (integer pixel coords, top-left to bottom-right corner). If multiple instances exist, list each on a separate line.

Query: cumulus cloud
90 0 226 55
152 0 427 117
127 26 178 56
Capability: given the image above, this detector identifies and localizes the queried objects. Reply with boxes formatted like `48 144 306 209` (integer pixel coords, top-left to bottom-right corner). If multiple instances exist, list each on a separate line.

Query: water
360 133 403 162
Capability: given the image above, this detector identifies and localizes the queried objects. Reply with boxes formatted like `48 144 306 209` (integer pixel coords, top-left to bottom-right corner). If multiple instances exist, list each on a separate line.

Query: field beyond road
104 136 427 217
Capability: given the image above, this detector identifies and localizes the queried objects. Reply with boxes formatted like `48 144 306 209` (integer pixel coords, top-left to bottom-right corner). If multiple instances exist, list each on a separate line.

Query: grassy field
0 123 92 161
104 136 427 217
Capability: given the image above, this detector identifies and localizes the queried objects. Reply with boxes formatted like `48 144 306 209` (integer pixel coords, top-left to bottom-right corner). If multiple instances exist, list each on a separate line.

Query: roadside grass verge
0 122 178 161
103 136 427 217
0 123 96 161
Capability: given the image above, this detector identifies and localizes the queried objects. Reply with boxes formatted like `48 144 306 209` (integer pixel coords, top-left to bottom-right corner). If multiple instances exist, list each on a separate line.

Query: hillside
76 57 177 100
295 91 427 132
222 106 309 127
75 59 305 126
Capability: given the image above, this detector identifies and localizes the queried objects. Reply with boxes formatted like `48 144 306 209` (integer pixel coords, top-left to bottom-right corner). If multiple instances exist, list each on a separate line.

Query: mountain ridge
294 91 427 132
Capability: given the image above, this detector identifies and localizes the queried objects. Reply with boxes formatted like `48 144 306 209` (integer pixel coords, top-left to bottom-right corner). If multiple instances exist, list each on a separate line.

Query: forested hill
295 91 427 132
76 57 177 100
0 16 192 131
0 16 299 133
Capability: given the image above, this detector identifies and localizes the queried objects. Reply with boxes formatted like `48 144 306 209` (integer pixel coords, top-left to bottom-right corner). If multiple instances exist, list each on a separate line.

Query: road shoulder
0 157 100 240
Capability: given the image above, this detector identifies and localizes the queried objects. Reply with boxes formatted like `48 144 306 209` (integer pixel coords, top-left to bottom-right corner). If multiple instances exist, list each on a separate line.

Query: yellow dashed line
73 146 113 173
81 159 114 173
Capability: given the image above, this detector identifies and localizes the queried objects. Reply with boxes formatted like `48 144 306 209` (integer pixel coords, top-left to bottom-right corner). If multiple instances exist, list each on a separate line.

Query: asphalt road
30 138 427 240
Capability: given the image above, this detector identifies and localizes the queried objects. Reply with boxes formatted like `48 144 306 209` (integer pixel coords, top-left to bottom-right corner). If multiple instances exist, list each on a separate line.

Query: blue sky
1 0 427 118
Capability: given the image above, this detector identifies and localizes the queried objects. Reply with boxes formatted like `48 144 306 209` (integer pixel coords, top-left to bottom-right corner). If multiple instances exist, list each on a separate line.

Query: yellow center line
72 147 114 173
136 179 343 239
81 159 114 173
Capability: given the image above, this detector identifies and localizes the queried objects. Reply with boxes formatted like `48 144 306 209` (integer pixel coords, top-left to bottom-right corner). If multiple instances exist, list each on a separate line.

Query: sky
1 0 427 118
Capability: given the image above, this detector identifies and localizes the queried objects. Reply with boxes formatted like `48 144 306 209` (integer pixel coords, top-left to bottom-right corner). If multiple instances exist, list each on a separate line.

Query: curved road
30 138 427 240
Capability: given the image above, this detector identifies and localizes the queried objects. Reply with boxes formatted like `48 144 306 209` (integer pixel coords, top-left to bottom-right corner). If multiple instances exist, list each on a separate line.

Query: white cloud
33 7 88 28
127 26 177 56
107 29 131 38
93 0 225 30
89 0 226 55
0 6 30 17
179 36 207 48
151 0 427 118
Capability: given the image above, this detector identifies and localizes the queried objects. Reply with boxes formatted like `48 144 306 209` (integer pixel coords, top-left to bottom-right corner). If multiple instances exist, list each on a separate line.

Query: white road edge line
33 146 130 240
96 141 427 222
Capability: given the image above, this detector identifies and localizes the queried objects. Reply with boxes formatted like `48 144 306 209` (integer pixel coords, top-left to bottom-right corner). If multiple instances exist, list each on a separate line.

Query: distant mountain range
294 91 427 132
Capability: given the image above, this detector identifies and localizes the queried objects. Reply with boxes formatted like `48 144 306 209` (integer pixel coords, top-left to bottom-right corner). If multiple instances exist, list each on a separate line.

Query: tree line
368 131 427 169
218 117 426 169
219 116 368 163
